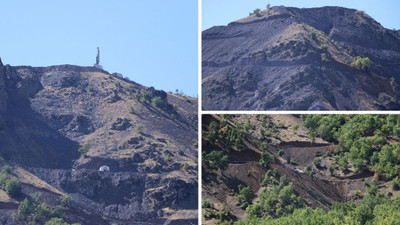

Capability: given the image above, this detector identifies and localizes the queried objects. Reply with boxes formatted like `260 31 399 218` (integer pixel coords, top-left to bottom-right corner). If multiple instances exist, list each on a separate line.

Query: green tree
259 149 273 168
208 121 219 144
338 156 348 173
237 185 254 209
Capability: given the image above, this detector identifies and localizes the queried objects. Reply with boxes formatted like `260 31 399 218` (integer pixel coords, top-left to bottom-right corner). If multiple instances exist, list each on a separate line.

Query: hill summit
202 6 400 110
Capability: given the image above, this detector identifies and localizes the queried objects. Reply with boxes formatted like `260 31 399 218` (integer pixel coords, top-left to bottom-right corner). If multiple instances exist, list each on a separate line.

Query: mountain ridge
202 6 400 110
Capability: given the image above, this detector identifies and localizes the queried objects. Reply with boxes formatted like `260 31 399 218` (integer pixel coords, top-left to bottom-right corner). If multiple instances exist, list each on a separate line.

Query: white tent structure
99 165 110 172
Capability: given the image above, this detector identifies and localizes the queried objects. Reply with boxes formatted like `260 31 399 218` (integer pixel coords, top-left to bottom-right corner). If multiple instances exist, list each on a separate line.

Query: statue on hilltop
94 47 103 69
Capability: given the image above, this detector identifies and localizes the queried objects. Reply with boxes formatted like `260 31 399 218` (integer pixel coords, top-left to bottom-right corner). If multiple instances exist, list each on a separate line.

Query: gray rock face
202 6 400 110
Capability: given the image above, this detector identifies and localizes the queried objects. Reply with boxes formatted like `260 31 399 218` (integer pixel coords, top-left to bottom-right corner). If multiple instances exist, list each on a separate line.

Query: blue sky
202 0 400 31
0 0 198 97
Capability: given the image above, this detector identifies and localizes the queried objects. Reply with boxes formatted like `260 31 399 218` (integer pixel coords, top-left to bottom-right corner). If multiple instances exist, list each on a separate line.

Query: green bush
134 93 142 101
87 85 94 92
310 32 317 39
202 200 214 209
338 156 348 173
260 128 266 140
151 96 163 108
351 56 371 70
250 8 261 16
391 177 400 190
391 77 396 88
136 124 144 133
328 166 334 175
77 144 90 155
245 120 255 132
309 171 315 179
173 104 179 112
318 44 328 52
314 158 321 168
259 149 273 168
292 124 299 132
5 178 21 198
1 166 11 175
164 154 171 162
45 218 70 225
278 149 285 157
60 194 74 207
321 53 327 61
129 107 135 114
141 91 150 102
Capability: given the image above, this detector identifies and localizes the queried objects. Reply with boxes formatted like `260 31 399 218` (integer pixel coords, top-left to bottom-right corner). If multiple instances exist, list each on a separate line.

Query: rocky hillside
202 6 400 110
201 114 399 224
0 58 198 225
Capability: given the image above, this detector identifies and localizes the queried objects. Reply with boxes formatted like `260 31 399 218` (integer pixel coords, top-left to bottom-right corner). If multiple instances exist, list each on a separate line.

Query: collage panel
202 1 400 111
202 114 400 224
0 1 198 225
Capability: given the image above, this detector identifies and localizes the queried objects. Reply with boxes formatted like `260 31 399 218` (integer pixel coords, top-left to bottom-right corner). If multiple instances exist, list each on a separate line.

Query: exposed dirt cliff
202 6 400 110
0 61 198 224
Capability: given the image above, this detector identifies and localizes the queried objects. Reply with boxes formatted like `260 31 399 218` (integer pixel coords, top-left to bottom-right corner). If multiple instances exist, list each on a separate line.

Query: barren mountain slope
0 59 198 225
202 6 400 110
